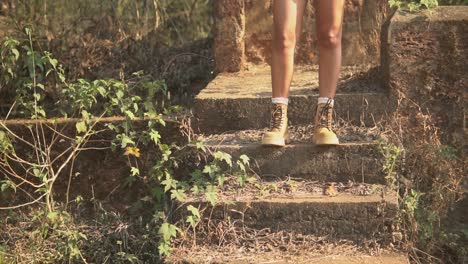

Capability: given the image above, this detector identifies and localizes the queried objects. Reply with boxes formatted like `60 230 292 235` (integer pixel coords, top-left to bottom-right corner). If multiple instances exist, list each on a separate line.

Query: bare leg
271 0 307 98
314 0 345 98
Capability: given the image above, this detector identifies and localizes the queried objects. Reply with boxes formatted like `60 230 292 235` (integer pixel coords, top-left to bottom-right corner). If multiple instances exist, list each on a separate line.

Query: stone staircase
167 65 409 263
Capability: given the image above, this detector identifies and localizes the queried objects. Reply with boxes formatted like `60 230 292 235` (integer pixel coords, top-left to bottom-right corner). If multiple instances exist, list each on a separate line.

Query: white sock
272 97 289 105
318 97 334 107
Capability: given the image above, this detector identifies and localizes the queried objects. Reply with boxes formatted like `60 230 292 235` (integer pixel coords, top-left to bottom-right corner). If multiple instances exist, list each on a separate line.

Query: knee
273 31 297 51
317 27 341 49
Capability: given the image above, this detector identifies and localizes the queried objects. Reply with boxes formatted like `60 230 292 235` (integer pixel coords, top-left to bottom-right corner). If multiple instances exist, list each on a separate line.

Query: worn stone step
196 126 386 184
167 250 409 264
178 184 398 242
194 65 394 134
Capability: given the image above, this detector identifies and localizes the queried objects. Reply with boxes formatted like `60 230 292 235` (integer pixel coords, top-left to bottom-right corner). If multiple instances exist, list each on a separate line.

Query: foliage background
0 0 214 108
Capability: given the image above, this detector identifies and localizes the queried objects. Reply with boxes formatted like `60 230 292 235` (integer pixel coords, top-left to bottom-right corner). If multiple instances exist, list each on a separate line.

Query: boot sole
313 137 340 146
262 134 290 147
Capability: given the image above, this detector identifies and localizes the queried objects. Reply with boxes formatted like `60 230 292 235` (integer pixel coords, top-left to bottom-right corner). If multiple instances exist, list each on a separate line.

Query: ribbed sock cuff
318 97 334 107
272 97 289 105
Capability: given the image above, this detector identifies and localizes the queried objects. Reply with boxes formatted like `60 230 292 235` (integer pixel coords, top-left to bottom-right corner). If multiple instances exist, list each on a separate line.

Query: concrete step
177 182 398 242
194 65 394 134
167 249 409 264
195 126 386 184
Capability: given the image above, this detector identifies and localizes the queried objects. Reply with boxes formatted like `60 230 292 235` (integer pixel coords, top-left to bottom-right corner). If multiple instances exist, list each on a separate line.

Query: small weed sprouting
378 140 403 191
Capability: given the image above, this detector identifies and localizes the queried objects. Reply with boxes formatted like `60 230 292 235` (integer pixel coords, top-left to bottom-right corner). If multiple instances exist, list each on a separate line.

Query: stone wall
382 6 467 149
382 6 468 223
214 0 389 72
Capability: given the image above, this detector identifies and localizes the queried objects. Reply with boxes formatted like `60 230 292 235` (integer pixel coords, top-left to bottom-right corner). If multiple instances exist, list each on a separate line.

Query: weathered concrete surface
181 191 397 240
196 142 385 184
213 0 246 72
214 0 390 72
194 66 394 133
382 6 468 149
168 251 409 264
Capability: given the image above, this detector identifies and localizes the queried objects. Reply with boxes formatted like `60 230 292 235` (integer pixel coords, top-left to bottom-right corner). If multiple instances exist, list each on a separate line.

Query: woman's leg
263 0 307 147
314 0 345 98
271 0 307 99
312 0 344 146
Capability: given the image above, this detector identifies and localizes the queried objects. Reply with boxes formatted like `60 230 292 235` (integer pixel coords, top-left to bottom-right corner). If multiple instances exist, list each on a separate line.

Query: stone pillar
213 0 246 73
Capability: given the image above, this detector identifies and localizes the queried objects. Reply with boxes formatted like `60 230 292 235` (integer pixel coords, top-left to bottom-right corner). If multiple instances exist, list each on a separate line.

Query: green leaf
120 135 135 148
206 191 217 206
187 205 200 218
49 58 58 69
116 90 124 99
203 164 220 179
237 161 246 172
217 173 226 186
33 168 42 178
237 174 246 186
11 48 19 60
158 242 171 256
33 93 41 101
150 130 161 145
25 27 32 36
81 110 91 120
36 83 45 91
195 141 206 152
205 185 218 206
0 180 15 192
239 154 250 165
161 177 177 193
130 167 140 177
170 189 186 202
97 86 107 96
125 110 136 120
214 151 232 167
158 223 178 241
76 121 87 134
47 212 58 220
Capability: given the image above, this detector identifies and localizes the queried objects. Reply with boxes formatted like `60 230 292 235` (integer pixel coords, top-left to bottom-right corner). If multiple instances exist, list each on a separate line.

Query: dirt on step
198 125 382 145
168 246 408 264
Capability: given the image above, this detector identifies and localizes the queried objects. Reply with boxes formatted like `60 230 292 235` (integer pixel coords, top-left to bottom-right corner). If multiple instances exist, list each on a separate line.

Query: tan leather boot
313 99 339 145
262 103 290 147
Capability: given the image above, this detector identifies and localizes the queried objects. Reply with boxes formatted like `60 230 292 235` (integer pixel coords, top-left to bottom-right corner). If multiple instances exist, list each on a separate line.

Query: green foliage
401 189 423 216
0 29 252 260
186 205 201 229
389 0 439 10
378 141 403 190
158 222 180 256
8 0 212 47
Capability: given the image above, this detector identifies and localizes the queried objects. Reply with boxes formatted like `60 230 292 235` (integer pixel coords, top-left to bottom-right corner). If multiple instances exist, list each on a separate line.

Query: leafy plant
378 141 403 190
0 29 173 260
0 28 253 260
389 0 439 10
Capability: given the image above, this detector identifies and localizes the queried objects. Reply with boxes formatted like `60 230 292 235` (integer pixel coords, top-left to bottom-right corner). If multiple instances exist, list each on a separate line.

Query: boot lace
318 99 334 130
270 104 284 131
